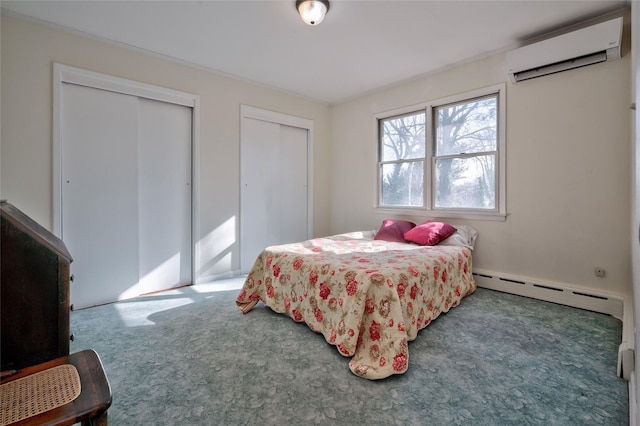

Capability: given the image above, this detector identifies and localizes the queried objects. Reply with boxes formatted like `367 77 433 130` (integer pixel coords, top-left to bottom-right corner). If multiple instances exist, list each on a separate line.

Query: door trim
239 105 314 270
52 63 201 284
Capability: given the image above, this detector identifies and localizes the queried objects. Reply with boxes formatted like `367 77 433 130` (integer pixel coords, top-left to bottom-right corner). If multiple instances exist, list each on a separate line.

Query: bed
236 221 477 380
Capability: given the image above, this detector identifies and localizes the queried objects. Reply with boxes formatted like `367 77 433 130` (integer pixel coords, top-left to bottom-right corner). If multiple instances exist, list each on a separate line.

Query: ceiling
1 0 630 104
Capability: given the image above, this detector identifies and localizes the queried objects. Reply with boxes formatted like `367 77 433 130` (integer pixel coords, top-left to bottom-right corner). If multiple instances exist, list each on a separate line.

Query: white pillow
438 225 478 250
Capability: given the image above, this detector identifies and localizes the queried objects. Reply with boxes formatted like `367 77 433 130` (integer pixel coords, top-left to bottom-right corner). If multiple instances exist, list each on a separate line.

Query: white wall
0 14 331 281
329 23 632 298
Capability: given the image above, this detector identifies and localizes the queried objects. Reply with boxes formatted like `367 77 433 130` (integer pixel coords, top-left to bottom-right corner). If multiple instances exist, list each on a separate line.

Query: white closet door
61 84 192 309
241 117 308 272
278 125 309 244
241 118 279 272
134 98 192 298
61 83 140 308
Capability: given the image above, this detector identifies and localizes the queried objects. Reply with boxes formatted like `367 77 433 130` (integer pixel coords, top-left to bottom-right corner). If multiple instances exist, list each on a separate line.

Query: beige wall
329 33 632 297
2 13 633 298
0 14 331 280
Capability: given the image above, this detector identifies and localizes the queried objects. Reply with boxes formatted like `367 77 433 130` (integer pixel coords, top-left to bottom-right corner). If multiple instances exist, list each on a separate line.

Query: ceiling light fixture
296 0 330 26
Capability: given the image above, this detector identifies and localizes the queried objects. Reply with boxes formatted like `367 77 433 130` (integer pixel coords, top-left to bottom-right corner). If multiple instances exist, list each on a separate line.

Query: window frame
374 83 506 221
378 110 427 207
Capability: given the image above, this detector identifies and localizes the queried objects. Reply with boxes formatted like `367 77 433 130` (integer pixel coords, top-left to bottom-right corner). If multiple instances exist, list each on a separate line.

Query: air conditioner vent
507 17 623 83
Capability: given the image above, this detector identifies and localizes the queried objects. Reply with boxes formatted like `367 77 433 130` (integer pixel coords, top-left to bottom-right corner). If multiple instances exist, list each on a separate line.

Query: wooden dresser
1 201 73 371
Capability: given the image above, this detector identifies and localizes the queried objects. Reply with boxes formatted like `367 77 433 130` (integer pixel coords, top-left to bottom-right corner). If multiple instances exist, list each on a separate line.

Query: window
379 111 426 207
377 84 505 220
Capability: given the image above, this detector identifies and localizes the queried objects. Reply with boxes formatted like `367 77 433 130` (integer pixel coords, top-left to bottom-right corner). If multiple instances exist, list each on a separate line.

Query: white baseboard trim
619 296 636 380
195 269 244 285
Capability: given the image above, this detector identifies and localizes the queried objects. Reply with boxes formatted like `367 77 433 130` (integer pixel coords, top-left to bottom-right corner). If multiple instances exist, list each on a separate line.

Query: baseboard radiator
472 269 635 381
201 268 636 381
472 269 624 319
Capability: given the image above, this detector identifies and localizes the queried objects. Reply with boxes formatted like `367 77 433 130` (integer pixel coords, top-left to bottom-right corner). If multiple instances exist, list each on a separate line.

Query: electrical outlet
594 267 606 277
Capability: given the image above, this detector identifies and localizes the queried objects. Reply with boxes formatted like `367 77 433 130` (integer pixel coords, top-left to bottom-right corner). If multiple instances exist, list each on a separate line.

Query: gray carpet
70 278 628 425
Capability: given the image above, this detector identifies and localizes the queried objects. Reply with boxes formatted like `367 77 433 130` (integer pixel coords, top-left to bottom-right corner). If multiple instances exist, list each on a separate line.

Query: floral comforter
236 231 476 380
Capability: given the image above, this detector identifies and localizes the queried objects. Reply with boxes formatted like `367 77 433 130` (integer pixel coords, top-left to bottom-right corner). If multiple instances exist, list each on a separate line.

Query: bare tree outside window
434 95 497 209
379 112 425 206
377 86 503 216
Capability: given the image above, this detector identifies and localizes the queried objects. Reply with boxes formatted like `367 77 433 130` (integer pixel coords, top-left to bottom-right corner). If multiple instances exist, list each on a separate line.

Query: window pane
434 155 495 209
381 161 423 206
380 112 425 161
436 95 497 156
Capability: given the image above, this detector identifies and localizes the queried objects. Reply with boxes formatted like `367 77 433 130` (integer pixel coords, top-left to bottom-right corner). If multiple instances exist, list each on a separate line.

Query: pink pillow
374 219 416 243
403 221 457 246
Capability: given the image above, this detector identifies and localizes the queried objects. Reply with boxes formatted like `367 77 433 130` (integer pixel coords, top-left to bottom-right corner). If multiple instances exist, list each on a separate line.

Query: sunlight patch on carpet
114 292 194 326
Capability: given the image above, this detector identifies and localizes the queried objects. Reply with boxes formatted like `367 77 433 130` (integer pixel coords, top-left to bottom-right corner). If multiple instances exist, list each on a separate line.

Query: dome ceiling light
296 0 330 26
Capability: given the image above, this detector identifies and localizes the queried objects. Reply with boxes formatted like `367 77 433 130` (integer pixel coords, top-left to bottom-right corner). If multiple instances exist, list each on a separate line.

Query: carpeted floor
70 277 628 425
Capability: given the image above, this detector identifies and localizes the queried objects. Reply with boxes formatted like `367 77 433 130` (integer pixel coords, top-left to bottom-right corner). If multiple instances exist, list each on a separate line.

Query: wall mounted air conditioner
506 16 623 83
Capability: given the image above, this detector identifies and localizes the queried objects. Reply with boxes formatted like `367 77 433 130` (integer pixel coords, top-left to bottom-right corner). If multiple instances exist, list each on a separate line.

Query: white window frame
374 83 506 221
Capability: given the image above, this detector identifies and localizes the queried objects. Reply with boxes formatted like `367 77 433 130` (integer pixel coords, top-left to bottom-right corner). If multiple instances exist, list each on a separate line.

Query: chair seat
0 350 111 426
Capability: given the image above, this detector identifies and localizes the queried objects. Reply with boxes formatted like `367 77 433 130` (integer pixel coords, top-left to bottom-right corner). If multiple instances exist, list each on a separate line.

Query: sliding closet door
278 125 309 243
241 116 309 273
61 83 192 309
61 83 141 308
136 98 192 298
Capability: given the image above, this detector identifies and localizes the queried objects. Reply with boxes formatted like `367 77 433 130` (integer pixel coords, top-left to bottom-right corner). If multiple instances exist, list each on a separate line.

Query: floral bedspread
236 231 476 380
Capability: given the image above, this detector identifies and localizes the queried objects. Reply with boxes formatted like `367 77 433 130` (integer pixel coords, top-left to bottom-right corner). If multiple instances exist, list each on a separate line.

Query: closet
240 106 313 273
55 64 196 309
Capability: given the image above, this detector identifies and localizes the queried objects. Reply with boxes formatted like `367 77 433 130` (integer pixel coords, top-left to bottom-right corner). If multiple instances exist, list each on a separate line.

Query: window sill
374 207 507 222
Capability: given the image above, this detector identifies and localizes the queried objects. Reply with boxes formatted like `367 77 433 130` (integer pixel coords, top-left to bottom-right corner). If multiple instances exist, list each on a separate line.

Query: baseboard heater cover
472 269 624 319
